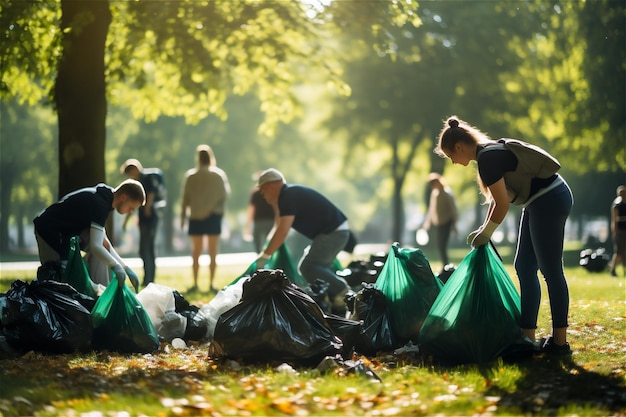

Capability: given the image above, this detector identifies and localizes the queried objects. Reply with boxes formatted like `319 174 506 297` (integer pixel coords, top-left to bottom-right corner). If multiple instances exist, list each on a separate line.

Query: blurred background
1 0 624 267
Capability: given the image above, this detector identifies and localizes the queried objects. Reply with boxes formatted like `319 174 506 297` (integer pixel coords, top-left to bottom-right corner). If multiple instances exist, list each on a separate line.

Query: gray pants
298 229 350 299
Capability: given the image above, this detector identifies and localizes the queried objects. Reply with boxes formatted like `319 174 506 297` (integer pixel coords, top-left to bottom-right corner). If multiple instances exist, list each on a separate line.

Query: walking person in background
33 180 144 291
421 172 457 271
180 145 230 292
254 168 352 313
120 158 167 287
435 115 574 355
609 185 626 277
243 179 276 253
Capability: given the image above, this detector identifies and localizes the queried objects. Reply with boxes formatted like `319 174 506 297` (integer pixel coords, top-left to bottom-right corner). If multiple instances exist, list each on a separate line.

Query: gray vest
478 139 560 205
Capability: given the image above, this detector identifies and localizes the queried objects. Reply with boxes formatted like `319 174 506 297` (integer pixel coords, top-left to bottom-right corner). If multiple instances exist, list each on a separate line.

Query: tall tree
56 0 111 197
3 0 418 198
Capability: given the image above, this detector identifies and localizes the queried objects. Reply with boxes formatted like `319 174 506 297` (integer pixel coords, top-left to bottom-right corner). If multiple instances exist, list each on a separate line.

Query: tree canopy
1 0 624 250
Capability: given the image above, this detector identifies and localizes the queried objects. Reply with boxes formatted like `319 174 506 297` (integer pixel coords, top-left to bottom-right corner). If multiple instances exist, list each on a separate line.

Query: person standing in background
243 178 276 253
180 145 230 292
421 172 458 270
120 158 166 287
609 185 626 277
435 115 573 355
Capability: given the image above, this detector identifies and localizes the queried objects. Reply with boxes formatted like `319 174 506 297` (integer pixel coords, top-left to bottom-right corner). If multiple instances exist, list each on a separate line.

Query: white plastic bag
137 283 186 341
200 277 247 340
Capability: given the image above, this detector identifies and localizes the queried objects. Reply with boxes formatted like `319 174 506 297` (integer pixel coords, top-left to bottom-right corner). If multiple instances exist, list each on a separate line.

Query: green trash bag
230 243 308 288
61 236 96 298
91 274 160 353
419 245 531 364
375 242 442 344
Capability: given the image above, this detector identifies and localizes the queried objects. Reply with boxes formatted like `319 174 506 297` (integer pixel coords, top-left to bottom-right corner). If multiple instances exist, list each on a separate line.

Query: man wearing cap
256 168 352 311
120 158 166 286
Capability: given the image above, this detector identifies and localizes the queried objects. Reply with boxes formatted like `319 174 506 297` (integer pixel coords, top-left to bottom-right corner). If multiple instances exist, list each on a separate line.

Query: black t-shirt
139 169 164 222
33 184 114 259
278 184 347 239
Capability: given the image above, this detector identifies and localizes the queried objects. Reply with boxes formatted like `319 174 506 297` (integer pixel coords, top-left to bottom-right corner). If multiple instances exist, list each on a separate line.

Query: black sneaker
541 336 572 355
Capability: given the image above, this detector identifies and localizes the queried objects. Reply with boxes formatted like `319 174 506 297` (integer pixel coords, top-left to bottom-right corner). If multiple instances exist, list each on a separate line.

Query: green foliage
0 100 57 250
0 0 61 105
1 0 623 251
107 0 323 133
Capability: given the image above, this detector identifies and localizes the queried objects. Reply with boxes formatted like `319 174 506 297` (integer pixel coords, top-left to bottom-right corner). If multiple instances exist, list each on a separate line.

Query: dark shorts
188 214 222 236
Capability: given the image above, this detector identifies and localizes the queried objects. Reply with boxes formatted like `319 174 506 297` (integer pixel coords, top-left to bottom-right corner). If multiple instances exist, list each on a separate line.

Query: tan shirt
427 188 457 226
181 166 230 219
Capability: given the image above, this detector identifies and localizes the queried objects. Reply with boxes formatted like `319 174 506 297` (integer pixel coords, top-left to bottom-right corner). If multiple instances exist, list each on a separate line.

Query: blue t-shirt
278 184 347 239
33 184 114 259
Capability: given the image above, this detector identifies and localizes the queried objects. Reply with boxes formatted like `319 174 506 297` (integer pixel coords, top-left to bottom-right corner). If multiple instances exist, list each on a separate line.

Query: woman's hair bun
448 118 459 128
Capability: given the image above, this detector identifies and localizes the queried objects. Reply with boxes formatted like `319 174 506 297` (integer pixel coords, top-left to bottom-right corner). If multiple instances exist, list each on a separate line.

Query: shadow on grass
487 355 626 415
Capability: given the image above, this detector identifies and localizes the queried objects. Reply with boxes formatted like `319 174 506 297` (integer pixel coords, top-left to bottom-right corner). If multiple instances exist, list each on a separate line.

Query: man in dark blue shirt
255 168 352 310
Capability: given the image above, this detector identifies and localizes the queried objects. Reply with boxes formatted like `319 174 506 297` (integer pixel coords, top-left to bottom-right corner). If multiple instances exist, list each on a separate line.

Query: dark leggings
514 181 573 329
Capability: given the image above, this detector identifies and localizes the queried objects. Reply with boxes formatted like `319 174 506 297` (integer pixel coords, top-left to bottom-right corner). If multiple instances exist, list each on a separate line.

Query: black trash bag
419 245 532 364
579 248 610 272
36 262 64 282
173 289 198 313
305 278 331 314
336 260 380 289
347 283 398 356
180 309 209 341
437 264 456 285
210 269 343 366
91 276 160 354
375 243 442 344
171 289 209 340
324 313 363 359
1 279 93 354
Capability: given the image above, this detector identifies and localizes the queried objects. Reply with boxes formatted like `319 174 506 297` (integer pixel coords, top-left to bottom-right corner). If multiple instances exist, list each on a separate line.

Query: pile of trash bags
1 237 533 366
1 237 173 355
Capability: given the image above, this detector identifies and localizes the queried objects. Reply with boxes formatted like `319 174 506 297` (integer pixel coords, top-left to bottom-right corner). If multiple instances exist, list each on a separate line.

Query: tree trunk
391 139 405 245
392 176 405 245
0 167 14 252
55 0 111 198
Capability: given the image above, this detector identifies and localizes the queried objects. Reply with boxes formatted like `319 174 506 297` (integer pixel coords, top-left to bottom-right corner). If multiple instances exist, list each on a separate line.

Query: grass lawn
0 246 625 416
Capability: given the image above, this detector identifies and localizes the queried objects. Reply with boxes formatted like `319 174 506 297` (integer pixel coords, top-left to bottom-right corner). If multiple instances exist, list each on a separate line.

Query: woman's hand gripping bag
91 274 160 353
419 245 532 364
375 242 442 344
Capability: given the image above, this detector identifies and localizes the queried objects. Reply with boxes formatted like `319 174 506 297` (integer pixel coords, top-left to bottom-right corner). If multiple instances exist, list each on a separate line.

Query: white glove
125 267 140 292
468 220 500 248
255 252 271 269
111 264 127 287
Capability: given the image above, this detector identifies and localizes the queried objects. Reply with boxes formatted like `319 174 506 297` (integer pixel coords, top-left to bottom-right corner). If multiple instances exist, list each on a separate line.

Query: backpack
143 168 166 208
